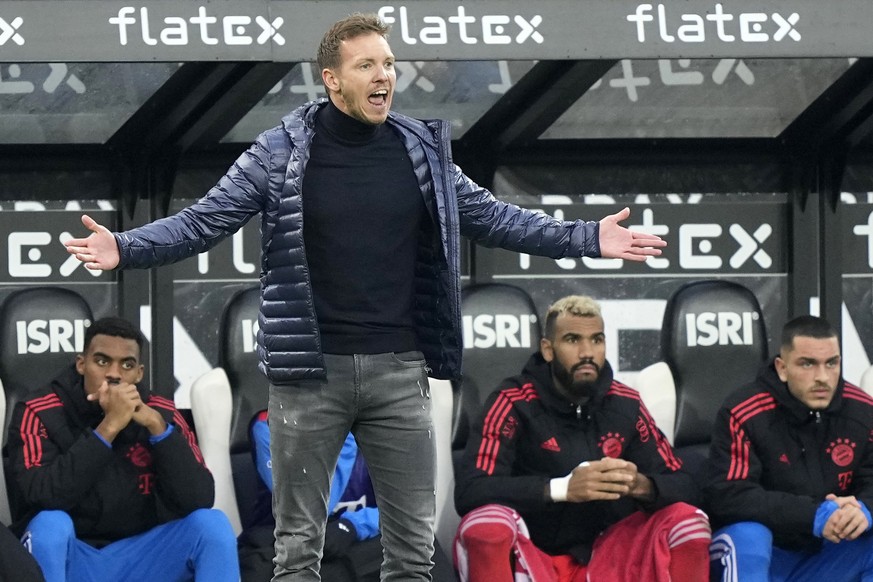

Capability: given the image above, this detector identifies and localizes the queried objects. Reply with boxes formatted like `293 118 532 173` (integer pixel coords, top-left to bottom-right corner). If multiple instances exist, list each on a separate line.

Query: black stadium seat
190 286 266 535
860 289 873 396
0 287 94 525
455 283 542 449
637 280 769 474
217 287 271 530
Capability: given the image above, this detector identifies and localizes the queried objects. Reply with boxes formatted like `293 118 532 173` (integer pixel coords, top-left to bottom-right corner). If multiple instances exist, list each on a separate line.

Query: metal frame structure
2 1 873 391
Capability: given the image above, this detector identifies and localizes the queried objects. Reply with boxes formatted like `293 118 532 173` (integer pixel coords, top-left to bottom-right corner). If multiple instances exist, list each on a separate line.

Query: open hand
598 207 666 262
64 214 120 270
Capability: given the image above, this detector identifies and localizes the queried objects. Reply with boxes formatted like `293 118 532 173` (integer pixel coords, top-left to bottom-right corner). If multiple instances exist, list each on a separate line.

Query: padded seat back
662 280 768 451
216 287 272 529
0 287 93 447
0 287 93 525
457 283 541 448
219 287 268 455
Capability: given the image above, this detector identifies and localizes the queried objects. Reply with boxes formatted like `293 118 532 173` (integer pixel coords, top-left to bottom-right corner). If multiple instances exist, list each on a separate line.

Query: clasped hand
89 381 165 440
822 494 870 543
565 457 652 503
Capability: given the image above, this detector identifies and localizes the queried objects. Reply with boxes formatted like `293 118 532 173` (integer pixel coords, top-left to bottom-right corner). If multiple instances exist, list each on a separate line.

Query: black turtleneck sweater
302 100 426 354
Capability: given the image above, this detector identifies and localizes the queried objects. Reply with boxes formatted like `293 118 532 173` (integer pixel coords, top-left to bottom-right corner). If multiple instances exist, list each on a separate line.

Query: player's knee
459 505 518 551
26 510 76 551
184 508 235 546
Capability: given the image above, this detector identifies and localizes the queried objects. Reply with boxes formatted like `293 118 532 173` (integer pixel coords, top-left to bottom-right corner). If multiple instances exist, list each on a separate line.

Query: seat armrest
429 378 459 561
636 362 677 446
190 367 242 536
0 379 10 526
861 366 873 397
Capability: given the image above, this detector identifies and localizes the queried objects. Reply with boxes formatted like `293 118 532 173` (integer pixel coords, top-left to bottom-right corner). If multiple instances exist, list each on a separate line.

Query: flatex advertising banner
0 1 872 62
477 202 788 279
0 210 116 283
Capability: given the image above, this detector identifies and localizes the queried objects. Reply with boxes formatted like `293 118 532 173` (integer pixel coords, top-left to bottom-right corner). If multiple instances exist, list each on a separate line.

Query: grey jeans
269 352 436 581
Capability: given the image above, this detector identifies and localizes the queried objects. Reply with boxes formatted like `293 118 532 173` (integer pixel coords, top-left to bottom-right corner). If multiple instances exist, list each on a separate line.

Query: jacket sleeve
853 444 873 515
328 433 358 515
452 166 600 259
116 128 290 269
252 418 380 538
147 397 215 517
8 401 117 511
703 405 818 534
341 506 379 541
454 388 550 516
844 387 873 511
851 427 873 511
251 414 273 492
623 398 701 509
327 434 381 540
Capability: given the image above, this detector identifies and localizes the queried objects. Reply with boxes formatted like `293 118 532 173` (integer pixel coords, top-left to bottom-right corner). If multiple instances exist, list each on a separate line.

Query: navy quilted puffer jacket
115 99 600 384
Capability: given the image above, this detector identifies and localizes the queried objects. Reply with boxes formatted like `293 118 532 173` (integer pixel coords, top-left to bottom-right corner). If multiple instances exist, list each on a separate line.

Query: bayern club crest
599 432 625 458
126 443 153 467
826 438 856 467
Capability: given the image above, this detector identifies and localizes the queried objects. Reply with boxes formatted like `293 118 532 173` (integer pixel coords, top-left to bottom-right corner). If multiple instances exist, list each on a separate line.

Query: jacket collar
317 98 382 144
51 363 104 428
50 362 151 431
282 99 445 148
522 352 615 417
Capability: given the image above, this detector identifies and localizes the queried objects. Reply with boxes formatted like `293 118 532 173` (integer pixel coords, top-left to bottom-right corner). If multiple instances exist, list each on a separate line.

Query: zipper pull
576 405 582 420
815 411 822 423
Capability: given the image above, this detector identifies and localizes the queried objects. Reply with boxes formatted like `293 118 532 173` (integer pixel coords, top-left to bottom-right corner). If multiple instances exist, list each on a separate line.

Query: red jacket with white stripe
454 353 700 560
704 360 873 551
7 364 213 542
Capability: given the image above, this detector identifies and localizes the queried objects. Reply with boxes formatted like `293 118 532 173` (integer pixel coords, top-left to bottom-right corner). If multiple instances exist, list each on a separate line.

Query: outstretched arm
64 129 286 271
454 169 665 261
598 207 666 262
64 214 120 270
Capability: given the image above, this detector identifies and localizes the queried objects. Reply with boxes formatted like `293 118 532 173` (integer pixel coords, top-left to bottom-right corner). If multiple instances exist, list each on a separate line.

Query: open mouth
368 89 388 106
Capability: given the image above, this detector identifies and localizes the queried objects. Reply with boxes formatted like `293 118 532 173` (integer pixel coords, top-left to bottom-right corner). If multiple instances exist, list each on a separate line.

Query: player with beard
453 295 710 582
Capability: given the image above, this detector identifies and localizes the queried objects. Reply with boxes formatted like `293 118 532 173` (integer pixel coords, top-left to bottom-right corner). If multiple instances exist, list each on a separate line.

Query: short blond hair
544 295 602 340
